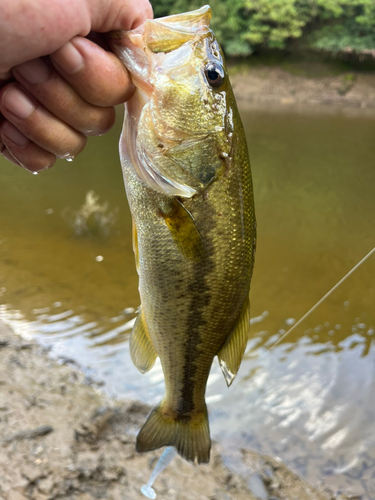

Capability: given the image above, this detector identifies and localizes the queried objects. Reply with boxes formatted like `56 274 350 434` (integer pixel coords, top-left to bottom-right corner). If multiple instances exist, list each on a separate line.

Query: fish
108 5 256 464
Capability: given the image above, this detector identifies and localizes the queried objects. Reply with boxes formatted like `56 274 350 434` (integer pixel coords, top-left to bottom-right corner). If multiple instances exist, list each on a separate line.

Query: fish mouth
107 6 212 95
108 6 218 198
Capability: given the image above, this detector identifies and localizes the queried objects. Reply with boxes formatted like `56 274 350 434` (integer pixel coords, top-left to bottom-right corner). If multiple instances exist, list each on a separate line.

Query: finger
128 0 154 29
1 143 23 168
0 137 22 167
1 72 12 86
0 121 56 172
50 36 134 107
12 58 116 136
0 84 87 159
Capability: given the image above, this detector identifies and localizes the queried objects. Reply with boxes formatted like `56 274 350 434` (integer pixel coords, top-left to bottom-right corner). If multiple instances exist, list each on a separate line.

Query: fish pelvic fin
136 402 211 464
130 310 157 374
217 298 251 387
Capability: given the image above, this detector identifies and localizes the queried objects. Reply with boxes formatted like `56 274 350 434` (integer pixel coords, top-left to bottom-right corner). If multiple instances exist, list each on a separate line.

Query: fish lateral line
263 245 375 357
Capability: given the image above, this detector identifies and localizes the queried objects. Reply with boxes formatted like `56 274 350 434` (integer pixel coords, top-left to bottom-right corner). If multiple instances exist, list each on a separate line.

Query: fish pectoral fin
130 311 157 374
217 298 250 387
161 198 205 261
132 217 140 273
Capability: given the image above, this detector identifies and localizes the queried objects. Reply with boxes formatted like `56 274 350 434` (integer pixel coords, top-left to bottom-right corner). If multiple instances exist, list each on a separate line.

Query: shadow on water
0 104 374 498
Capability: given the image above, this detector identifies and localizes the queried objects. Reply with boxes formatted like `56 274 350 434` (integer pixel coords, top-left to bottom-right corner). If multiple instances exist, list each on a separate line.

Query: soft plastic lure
141 447 177 499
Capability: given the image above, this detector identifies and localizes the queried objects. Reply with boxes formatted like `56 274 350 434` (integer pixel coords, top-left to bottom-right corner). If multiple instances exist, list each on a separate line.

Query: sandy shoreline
0 320 353 500
230 65 375 110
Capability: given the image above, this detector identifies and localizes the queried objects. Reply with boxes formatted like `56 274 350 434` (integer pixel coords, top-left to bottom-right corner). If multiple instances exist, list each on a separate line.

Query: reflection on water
0 105 374 498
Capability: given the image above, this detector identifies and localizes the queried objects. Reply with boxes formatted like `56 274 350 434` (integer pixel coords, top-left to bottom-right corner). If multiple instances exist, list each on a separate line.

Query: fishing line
262 245 375 357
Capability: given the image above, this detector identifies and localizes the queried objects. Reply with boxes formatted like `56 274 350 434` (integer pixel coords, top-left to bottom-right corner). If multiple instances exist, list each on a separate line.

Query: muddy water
1 104 374 498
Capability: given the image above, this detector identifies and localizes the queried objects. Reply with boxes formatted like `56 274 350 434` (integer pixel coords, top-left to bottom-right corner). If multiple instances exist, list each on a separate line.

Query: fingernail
2 87 35 119
14 58 49 84
52 40 84 75
1 122 29 147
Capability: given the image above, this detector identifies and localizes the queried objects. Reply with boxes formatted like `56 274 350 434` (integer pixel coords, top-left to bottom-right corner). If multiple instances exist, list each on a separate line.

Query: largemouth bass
108 5 256 464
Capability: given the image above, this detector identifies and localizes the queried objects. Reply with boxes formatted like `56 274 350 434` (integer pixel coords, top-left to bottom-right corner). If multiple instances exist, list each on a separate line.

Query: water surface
1 103 374 498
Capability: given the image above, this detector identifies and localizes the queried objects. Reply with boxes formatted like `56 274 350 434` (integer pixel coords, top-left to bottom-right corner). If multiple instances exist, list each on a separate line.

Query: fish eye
204 63 224 88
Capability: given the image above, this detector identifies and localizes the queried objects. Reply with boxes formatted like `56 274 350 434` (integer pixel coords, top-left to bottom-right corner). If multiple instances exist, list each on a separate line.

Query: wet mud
0 321 353 500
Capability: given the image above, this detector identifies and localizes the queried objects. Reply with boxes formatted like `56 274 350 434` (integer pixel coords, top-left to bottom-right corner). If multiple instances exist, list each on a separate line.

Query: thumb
89 0 153 31
0 0 153 74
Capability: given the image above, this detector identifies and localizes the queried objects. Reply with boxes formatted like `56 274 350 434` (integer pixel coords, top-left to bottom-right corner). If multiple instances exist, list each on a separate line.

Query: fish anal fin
132 217 140 273
160 198 205 261
130 311 157 374
136 402 211 464
217 298 250 387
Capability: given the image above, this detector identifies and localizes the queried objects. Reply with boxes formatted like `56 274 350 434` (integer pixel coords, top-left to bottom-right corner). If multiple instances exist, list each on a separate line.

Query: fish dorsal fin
130 310 157 373
161 198 205 261
217 298 250 386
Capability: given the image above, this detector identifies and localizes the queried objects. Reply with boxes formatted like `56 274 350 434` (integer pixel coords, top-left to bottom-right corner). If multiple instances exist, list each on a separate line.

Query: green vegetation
150 0 375 58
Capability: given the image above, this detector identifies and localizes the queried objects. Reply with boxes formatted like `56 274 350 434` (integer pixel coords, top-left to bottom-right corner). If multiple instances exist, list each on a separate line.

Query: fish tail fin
136 402 211 464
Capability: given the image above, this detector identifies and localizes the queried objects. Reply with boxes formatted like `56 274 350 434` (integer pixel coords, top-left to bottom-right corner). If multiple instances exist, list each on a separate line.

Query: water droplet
53 302 62 308
285 318 296 326
95 255 104 262
344 301 350 307
45 208 54 215
335 324 342 330
324 321 330 328
32 171 38 175
65 155 74 162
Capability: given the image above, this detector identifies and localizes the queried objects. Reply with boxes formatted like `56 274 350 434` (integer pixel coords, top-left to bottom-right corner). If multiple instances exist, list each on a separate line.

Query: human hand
0 0 153 172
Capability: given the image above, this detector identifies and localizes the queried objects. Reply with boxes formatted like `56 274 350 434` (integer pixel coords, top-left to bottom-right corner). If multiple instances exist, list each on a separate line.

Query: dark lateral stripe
176 203 216 417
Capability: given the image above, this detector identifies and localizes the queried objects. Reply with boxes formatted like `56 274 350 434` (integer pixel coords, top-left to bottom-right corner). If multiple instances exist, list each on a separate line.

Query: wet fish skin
108 5 256 464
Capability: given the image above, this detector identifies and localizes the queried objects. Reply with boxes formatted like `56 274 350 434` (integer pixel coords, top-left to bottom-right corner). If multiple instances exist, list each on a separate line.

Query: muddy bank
230 65 375 109
0 320 352 500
